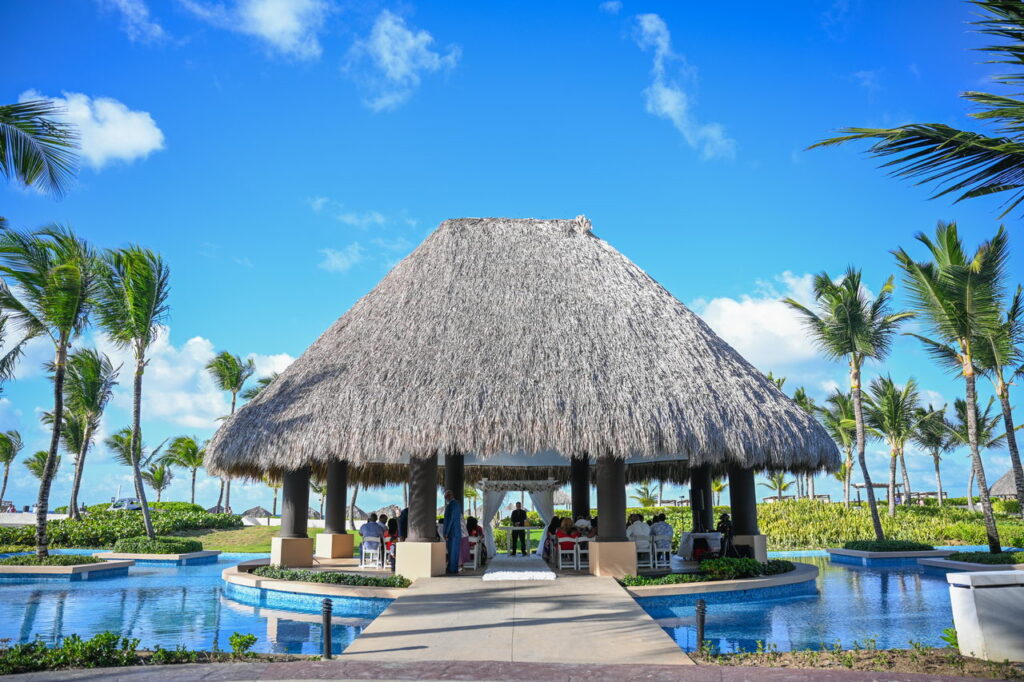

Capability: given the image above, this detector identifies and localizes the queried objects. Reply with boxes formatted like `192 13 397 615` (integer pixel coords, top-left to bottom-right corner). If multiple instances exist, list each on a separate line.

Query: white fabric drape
482 490 508 559
528 489 555 556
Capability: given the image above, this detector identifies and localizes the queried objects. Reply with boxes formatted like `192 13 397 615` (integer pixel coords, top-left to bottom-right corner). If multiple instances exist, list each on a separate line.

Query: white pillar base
315 532 354 559
270 536 314 568
589 541 638 578
395 541 445 579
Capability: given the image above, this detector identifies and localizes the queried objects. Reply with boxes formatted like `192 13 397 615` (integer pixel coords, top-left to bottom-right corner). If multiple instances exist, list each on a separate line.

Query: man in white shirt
625 514 651 542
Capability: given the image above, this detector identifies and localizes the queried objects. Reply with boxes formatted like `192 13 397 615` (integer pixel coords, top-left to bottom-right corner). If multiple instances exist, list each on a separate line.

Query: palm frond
0 99 78 197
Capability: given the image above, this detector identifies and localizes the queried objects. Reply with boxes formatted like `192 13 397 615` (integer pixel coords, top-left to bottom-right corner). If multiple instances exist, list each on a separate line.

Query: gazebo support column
271 467 313 568
590 456 636 578
396 452 445 579
728 465 767 561
446 453 464 506
689 465 714 533
570 455 591 521
315 460 353 559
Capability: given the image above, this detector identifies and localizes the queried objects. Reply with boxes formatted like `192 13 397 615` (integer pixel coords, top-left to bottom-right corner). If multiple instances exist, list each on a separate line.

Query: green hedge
112 536 203 554
0 554 105 566
948 551 1024 564
0 510 241 549
994 499 1021 515
842 540 935 552
252 565 410 588
619 558 795 586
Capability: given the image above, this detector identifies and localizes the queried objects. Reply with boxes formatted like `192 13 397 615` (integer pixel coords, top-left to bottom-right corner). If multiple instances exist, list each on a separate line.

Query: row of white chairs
553 536 590 570
635 534 673 569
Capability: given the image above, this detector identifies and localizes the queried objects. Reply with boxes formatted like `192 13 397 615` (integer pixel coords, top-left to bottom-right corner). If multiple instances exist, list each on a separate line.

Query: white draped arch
478 479 560 558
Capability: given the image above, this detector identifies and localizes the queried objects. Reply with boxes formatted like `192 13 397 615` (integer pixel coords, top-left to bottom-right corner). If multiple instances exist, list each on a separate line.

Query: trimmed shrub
0 509 241 549
0 633 139 675
760 559 796 575
0 554 105 566
842 540 935 552
994 499 1021 515
252 565 411 588
113 536 203 554
948 550 1024 564
619 558 795 586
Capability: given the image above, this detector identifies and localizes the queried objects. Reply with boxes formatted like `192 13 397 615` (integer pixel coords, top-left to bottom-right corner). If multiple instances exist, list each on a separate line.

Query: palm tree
784 268 912 540
765 372 786 389
166 436 205 505
205 351 254 512
793 387 818 499
0 225 96 557
106 427 167 484
974 286 1024 516
711 478 728 506
819 390 856 506
913 404 956 507
62 348 118 519
0 99 78 197
0 430 23 508
263 474 281 516
463 485 480 516
759 473 794 499
811 1 1024 219
630 481 657 507
241 372 279 401
141 462 173 503
310 479 325 519
895 222 1007 552
95 247 170 540
864 376 921 515
947 398 1006 511
24 450 58 480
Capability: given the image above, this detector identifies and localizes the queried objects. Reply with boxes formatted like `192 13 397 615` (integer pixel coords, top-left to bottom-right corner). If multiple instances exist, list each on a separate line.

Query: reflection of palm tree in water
51 590 68 643
18 590 43 643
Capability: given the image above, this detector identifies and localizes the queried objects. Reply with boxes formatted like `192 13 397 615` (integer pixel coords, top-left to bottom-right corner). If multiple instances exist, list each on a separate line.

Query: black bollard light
322 598 333 659
695 598 707 651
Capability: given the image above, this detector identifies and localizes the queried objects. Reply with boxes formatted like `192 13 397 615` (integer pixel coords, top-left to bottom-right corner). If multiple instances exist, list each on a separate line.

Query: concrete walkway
340 573 693 665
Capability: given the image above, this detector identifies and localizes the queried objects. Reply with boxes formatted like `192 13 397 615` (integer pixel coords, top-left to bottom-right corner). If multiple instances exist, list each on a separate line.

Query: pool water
638 550 988 654
0 551 387 655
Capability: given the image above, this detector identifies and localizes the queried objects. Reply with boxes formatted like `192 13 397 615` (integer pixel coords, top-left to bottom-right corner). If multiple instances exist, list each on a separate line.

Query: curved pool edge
224 559 407 600
623 561 818 599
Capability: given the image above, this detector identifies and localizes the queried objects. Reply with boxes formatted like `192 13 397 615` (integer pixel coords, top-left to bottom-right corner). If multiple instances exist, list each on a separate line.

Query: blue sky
1 0 1022 515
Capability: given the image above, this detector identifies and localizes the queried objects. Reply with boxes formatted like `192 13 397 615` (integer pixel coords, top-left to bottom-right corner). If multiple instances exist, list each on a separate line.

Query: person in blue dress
442 489 463 575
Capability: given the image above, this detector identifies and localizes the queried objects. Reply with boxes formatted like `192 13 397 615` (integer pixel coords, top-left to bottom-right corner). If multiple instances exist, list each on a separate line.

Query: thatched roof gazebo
205 217 838 576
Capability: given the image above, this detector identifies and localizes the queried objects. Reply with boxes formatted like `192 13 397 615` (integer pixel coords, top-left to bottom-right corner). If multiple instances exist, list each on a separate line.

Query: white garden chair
635 537 653 569
557 537 578 571
465 536 481 570
652 533 672 569
360 537 384 569
576 538 590 569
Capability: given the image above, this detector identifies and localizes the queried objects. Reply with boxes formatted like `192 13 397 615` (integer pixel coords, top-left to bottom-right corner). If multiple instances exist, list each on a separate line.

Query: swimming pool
0 551 388 655
637 548 1003 654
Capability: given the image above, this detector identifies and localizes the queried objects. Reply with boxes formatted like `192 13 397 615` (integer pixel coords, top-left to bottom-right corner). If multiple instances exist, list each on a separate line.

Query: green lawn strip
171 526 365 553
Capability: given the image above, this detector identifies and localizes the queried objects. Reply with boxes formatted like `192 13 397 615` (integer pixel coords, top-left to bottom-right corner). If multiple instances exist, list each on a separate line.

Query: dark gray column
689 464 714 532
323 460 348 534
727 465 759 535
570 455 591 520
279 467 310 539
446 453 464 509
596 457 627 541
407 452 439 542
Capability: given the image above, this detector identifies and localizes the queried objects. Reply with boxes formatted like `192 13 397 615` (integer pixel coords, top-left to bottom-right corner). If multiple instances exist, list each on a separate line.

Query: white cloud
690 272 818 370
853 69 880 92
633 14 735 160
98 0 165 42
344 10 460 112
319 244 364 273
919 389 948 411
337 210 387 228
19 90 164 169
180 0 329 60
599 1 623 14
308 196 329 212
248 352 294 376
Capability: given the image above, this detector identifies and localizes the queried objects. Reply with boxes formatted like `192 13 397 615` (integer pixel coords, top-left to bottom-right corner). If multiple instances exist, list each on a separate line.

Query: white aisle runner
481 553 556 581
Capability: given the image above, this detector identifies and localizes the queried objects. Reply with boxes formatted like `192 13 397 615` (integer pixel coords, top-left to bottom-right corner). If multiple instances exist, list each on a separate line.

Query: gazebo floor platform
340 573 693 665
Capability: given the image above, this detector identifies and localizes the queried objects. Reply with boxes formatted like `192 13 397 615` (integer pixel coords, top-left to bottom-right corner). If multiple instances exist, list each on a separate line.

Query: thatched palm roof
990 470 1019 498
206 217 838 477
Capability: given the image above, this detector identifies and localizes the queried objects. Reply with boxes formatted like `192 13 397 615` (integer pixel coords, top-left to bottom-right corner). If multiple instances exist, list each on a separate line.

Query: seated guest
574 516 592 532
359 513 384 539
544 516 561 561
556 517 579 549
626 514 651 542
384 516 400 569
650 514 673 549
378 513 389 531
466 516 487 565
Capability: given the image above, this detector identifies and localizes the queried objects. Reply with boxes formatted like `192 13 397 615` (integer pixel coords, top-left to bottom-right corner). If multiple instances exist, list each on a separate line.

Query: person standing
510 501 528 556
442 489 463 575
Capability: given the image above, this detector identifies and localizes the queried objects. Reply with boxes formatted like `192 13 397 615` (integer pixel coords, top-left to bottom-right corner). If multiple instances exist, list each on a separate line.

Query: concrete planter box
948 570 1024 662
0 559 133 581
827 547 955 566
93 550 220 566
224 559 407 600
920 557 1024 572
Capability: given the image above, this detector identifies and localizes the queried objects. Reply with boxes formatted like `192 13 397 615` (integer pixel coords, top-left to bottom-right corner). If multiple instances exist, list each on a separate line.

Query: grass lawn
171 526 364 553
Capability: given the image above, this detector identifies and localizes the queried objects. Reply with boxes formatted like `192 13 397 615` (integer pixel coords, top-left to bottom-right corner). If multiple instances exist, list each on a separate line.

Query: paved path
3 661 999 681
340 573 693 665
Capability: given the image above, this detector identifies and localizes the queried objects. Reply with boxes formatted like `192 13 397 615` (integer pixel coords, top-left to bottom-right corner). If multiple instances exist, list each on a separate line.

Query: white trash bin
947 570 1024 662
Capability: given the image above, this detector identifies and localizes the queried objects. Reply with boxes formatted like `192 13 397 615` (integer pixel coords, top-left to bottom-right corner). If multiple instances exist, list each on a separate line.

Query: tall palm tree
974 286 1024 516
947 397 1006 511
759 473 794 499
62 348 118 519
0 99 78 197
24 450 58 480
263 474 281 516
0 225 96 557
793 387 818 499
630 482 657 507
205 351 254 512
784 268 912 540
463 485 480 516
819 390 856 506
241 372 279 401
811 1 1024 219
864 376 921 515
141 462 173 503
106 427 167 488
895 222 1007 552
710 478 728 506
913 404 956 507
166 436 205 505
95 247 170 540
0 430 23 508
310 479 325 519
